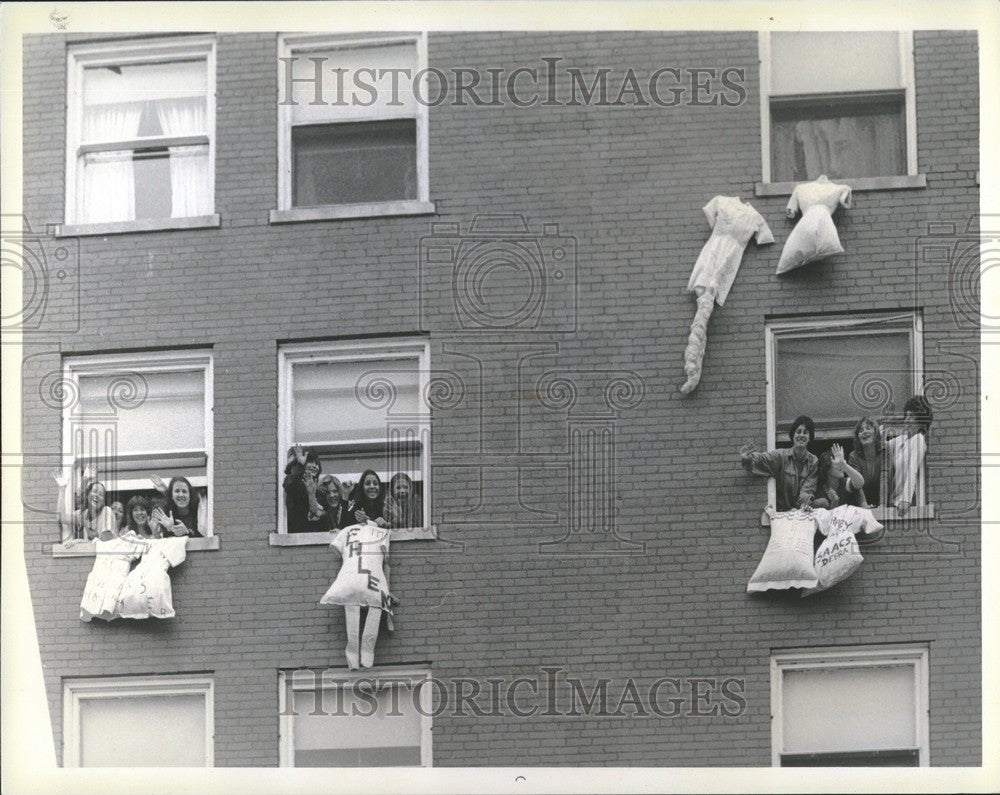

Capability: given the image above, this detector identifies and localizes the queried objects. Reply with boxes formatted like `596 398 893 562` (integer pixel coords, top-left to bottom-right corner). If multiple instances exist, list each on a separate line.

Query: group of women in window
739 395 933 514
283 445 423 534
56 466 206 544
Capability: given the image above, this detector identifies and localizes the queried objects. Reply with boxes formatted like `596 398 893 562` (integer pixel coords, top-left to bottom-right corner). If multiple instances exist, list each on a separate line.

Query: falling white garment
80 537 145 622
117 536 189 619
776 176 852 274
687 196 774 306
681 196 773 394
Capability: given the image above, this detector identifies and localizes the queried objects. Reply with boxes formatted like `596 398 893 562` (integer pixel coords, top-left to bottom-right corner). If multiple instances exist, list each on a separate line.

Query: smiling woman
740 415 819 511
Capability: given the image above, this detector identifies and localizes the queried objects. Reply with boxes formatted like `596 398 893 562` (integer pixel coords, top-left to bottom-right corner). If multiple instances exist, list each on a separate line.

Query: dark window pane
771 92 905 181
781 749 919 766
295 746 422 767
292 120 417 207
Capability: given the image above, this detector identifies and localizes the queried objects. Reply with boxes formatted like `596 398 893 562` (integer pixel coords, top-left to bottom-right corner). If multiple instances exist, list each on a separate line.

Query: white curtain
788 115 901 181
156 98 211 217
81 104 142 223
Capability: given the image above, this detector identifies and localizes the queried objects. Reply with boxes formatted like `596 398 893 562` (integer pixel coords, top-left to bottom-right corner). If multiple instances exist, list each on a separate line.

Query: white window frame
278 667 433 768
770 644 930 767
61 350 214 534
758 31 918 187
63 674 215 767
64 36 218 231
273 32 434 222
764 312 924 513
276 339 431 541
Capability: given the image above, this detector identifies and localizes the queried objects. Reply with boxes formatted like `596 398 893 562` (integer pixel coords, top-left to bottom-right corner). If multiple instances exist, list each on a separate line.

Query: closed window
66 37 215 225
279 669 432 767
278 340 431 535
760 32 916 183
276 34 431 219
63 675 214 767
771 646 929 766
62 351 213 535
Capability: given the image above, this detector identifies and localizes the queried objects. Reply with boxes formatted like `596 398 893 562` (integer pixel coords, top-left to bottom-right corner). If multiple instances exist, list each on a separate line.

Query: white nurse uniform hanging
680 196 774 394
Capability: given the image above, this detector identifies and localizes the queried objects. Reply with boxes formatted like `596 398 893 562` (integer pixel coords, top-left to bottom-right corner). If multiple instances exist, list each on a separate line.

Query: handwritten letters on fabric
321 524 398 670
80 536 188 622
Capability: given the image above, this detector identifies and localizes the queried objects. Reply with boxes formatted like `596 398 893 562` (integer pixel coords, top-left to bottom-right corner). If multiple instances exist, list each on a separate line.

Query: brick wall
20 30 980 766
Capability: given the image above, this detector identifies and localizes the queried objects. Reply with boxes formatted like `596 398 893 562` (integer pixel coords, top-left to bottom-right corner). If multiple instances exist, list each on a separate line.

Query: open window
279 668 432 767
274 33 433 222
61 351 213 537
65 36 217 230
277 339 431 541
759 32 919 188
63 674 214 767
765 313 929 516
771 645 929 766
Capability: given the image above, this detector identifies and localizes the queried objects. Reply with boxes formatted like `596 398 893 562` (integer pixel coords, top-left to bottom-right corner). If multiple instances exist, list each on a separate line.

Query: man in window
739 415 819 511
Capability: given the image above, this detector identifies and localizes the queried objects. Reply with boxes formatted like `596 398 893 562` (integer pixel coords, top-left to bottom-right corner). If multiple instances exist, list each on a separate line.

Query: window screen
288 682 423 767
78 692 208 767
774 331 911 437
76 369 206 454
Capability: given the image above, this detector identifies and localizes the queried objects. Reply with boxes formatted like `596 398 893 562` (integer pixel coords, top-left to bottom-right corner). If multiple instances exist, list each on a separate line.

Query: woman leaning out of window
811 444 866 509
848 416 883 507
346 469 389 529
121 495 157 539
53 465 117 543
150 474 206 537
739 415 819 511
384 472 422 529
283 445 331 533
886 395 932 516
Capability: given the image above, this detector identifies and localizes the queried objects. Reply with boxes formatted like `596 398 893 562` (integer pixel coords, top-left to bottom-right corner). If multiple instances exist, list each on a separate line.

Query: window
771 645 929 766
765 313 928 513
279 669 432 767
277 340 431 539
759 32 917 185
65 37 216 228
274 33 433 221
62 351 213 535
63 674 214 767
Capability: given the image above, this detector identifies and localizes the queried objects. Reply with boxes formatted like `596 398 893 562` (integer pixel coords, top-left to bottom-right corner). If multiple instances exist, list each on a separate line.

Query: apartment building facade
18 29 980 766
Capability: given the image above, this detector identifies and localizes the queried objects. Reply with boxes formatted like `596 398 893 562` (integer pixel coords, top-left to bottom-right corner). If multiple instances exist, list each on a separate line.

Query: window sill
55 215 222 237
754 175 927 197
269 201 436 224
52 536 220 557
269 526 438 546
759 504 935 527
